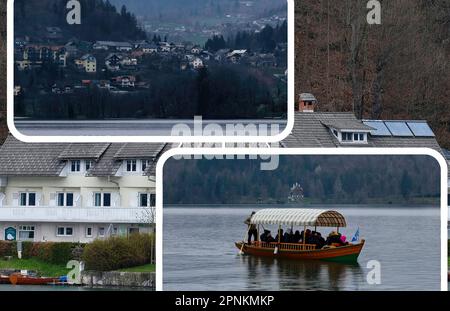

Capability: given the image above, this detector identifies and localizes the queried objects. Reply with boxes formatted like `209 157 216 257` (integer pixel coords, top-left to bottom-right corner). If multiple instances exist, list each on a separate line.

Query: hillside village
14 28 287 96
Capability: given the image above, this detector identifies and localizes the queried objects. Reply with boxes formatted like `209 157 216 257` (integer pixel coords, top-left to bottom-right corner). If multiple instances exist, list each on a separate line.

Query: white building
0 136 166 243
75 54 97 73
190 57 204 70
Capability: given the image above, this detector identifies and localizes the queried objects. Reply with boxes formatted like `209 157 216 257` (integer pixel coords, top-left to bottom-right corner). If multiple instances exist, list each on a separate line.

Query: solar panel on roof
385 121 413 136
406 122 435 137
362 121 391 136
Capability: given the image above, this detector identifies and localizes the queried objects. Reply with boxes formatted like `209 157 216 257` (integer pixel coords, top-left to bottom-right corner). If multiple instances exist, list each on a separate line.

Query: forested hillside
295 0 449 148
163 156 440 205
15 0 145 41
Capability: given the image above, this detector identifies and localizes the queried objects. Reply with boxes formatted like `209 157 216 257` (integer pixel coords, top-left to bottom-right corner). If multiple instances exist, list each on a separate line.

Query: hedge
0 241 15 257
82 233 154 271
0 241 84 265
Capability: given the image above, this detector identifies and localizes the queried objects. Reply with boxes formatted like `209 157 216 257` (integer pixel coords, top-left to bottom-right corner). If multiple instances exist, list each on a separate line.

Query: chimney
298 93 317 112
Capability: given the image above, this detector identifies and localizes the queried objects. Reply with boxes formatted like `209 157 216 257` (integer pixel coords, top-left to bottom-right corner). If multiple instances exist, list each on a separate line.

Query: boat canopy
250 209 346 227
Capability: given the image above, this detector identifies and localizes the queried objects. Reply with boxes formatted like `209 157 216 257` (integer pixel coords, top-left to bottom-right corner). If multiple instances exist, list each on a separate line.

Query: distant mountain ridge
109 0 286 21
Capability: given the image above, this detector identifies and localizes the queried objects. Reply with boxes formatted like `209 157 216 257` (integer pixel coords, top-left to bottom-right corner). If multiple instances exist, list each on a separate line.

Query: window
128 227 139 235
139 193 156 207
150 194 156 207
86 227 93 237
98 227 105 237
126 160 137 172
85 160 93 171
103 193 111 207
341 132 366 143
57 227 73 236
342 132 352 141
141 159 150 171
19 225 35 240
94 192 112 207
71 160 81 172
94 193 102 207
139 193 148 207
57 193 74 207
19 192 36 206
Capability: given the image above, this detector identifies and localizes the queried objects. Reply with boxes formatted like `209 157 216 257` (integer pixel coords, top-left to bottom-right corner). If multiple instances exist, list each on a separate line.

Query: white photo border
156 147 449 291
7 0 295 143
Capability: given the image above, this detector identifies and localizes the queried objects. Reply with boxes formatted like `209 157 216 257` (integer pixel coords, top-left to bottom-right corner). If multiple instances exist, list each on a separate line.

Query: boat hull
9 274 58 285
235 240 365 263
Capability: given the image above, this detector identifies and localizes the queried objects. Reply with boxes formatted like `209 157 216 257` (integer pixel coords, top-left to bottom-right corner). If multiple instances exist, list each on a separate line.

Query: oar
239 227 250 255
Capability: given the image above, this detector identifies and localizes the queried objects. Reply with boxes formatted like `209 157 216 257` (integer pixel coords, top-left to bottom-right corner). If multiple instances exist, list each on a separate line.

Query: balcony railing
0 206 155 223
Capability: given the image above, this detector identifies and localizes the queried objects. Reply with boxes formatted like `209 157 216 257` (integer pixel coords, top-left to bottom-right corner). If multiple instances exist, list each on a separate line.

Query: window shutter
12 193 19 206
112 193 120 207
36 193 42 206
0 193 5 207
49 193 56 206
75 193 81 207
130 193 138 207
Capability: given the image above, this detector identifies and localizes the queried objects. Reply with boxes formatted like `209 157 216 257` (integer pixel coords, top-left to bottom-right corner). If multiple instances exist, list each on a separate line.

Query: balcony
0 206 155 224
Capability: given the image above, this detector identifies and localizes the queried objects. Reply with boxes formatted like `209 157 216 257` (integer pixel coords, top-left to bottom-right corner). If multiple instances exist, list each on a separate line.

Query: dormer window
71 160 81 172
85 160 93 171
141 159 150 171
126 160 137 172
340 132 367 143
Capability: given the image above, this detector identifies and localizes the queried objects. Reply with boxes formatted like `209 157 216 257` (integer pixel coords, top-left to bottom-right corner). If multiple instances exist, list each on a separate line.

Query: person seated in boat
283 228 293 243
340 235 349 246
317 232 326 248
260 229 270 242
326 231 344 246
309 231 321 248
293 230 301 243
245 211 258 244
266 232 276 243
299 230 305 243
275 229 284 243
304 229 312 244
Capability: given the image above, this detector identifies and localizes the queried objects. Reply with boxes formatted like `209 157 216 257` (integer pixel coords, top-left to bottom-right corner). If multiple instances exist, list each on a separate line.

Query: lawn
0 258 70 277
117 263 155 273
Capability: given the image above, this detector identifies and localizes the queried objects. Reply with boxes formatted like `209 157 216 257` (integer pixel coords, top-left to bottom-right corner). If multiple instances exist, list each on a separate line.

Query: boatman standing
245 211 258 244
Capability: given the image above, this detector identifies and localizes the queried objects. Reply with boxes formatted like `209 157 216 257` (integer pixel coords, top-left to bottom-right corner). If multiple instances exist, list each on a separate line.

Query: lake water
0 284 153 291
163 206 441 291
14 119 287 136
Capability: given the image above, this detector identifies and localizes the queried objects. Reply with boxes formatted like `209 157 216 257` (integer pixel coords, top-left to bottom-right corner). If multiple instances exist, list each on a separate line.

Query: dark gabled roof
284 112 352 147
114 143 166 159
58 143 109 160
143 143 173 177
86 143 123 177
0 136 66 176
283 112 442 151
0 136 166 177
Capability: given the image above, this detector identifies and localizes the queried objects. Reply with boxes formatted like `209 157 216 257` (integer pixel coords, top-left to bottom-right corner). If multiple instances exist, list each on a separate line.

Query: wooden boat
235 208 365 263
0 275 10 284
9 273 59 285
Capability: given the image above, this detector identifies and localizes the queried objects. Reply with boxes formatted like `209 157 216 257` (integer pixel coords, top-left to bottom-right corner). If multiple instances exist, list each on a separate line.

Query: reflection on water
163 206 440 291
240 255 364 291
